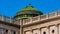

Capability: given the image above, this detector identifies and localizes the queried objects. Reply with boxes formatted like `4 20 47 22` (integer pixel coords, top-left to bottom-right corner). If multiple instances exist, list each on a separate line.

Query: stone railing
23 10 60 25
0 10 60 25
0 15 20 25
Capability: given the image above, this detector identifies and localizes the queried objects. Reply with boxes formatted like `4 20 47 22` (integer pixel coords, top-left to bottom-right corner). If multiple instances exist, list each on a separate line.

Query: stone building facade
0 10 60 34
0 5 60 34
20 10 60 34
0 15 20 34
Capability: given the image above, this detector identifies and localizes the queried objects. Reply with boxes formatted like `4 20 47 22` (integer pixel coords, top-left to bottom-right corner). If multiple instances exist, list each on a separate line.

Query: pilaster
46 26 50 34
10 17 12 23
16 31 19 34
8 30 11 34
2 29 4 34
20 19 23 34
31 29 33 34
54 24 59 34
2 15 4 21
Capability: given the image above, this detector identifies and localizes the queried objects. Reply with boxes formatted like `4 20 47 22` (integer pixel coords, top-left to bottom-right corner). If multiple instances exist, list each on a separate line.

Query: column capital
30 29 33 32
46 26 50 29
54 24 58 27
38 28 41 30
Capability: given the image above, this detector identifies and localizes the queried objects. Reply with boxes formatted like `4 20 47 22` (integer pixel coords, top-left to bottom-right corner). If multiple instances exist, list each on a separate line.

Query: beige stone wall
50 26 57 34
23 19 60 34
0 23 19 34
41 28 48 34
23 19 60 31
25 31 32 34
33 29 40 34
0 24 19 31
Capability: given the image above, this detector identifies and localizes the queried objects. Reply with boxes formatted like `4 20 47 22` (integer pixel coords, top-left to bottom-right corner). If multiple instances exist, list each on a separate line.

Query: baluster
37 16 40 21
46 13 49 19
2 15 4 21
55 11 58 16
57 11 60 16
10 17 12 23
30 17 33 23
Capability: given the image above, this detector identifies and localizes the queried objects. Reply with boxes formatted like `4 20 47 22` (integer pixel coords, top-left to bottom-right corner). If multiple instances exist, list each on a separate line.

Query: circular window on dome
52 30 55 33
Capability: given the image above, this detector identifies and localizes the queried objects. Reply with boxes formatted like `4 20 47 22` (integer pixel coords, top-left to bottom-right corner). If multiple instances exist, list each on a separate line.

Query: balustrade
23 11 60 25
23 19 31 25
0 15 2 20
57 11 60 16
48 12 55 17
4 16 10 22
0 11 60 25
0 15 20 25
32 16 38 21
40 15 47 20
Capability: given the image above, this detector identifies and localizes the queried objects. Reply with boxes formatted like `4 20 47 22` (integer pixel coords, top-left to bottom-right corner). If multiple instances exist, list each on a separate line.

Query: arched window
43 32 46 34
52 30 55 33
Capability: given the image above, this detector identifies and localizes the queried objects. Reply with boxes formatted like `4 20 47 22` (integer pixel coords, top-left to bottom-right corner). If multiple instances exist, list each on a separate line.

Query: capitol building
0 4 60 34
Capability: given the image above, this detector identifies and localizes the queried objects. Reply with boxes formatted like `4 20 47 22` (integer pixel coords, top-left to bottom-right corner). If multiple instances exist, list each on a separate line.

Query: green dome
21 4 38 11
14 4 43 21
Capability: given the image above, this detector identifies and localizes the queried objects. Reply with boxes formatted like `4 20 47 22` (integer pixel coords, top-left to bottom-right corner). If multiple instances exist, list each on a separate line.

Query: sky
0 0 60 18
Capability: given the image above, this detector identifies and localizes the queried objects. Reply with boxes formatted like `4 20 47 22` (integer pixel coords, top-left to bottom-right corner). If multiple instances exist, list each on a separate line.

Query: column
16 31 19 34
38 16 41 21
40 28 41 34
30 17 33 23
2 15 4 21
20 19 23 34
38 28 41 34
31 29 33 34
8 30 11 34
55 24 59 34
46 26 50 34
23 31 25 34
20 27 23 34
2 29 4 34
10 17 12 23
58 24 60 34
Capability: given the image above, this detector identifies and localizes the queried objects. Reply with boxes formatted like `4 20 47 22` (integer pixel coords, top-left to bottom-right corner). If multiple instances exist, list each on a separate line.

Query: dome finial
29 4 31 5
28 4 34 8
26 4 34 8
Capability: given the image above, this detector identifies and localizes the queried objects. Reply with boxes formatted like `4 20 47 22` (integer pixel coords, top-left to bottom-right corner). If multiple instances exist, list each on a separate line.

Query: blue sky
0 0 60 18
